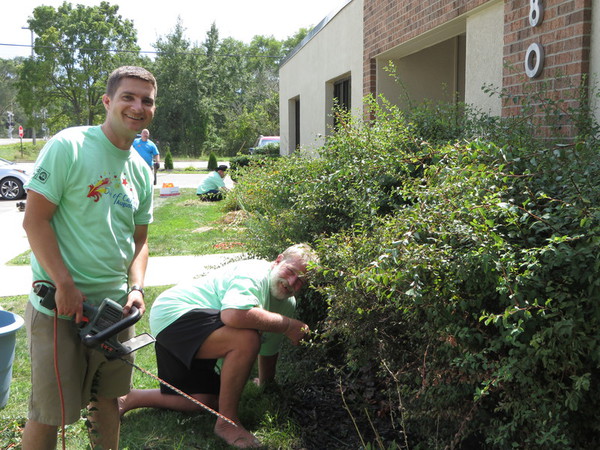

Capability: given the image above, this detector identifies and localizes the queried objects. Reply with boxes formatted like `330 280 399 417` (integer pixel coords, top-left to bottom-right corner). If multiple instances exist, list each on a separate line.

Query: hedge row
229 93 600 448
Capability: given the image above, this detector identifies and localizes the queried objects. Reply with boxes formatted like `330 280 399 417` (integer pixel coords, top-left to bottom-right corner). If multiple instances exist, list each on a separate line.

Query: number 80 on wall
525 0 544 78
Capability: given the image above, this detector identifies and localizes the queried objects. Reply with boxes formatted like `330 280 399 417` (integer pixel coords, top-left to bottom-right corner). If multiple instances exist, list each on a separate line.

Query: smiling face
269 256 308 301
102 77 156 150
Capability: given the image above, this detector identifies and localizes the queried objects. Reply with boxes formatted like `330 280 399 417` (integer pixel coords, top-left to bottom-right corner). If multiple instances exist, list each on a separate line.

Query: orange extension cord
53 310 67 450
34 279 67 450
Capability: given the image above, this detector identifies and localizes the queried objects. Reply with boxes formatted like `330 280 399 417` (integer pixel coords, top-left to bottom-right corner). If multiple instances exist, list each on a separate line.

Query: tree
0 58 25 137
201 31 252 153
150 18 209 157
281 28 311 55
17 1 143 131
218 29 309 155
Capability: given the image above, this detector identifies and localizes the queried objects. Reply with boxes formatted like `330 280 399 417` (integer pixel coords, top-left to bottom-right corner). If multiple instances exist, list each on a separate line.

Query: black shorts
155 309 224 395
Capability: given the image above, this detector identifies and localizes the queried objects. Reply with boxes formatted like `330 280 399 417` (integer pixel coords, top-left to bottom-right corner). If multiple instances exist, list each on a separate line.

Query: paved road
0 138 36 145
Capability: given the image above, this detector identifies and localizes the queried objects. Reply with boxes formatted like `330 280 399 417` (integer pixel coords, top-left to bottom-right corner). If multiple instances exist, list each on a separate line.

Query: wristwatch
128 284 145 298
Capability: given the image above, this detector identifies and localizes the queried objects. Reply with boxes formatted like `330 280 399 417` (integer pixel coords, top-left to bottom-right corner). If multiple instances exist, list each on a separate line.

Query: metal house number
528 0 544 26
525 0 545 78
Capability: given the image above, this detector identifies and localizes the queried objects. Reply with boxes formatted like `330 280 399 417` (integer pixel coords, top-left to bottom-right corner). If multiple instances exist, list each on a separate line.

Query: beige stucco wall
279 0 363 155
464 0 503 116
591 0 600 124
375 1 503 115
378 37 464 109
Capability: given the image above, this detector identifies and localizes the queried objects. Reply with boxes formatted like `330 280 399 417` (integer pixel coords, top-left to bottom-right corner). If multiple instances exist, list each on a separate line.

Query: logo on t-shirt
87 177 111 202
87 173 137 209
33 167 50 184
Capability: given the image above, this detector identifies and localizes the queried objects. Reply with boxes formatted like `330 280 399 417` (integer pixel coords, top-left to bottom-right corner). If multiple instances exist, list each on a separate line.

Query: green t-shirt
196 170 226 195
25 125 154 315
150 259 296 356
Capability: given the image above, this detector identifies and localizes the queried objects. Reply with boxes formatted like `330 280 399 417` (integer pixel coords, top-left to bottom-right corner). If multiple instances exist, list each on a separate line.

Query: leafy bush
252 142 280 156
317 138 600 447
229 155 251 172
229 154 280 182
230 97 432 255
231 91 600 447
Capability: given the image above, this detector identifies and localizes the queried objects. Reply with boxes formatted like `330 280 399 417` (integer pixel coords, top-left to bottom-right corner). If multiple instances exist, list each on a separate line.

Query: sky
0 0 345 59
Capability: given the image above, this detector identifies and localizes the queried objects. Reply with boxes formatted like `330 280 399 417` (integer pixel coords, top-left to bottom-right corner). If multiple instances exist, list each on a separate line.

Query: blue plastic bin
0 309 24 408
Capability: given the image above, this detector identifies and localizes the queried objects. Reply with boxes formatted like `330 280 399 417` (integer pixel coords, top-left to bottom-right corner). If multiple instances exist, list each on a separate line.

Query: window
333 78 351 129
294 98 300 149
287 96 300 154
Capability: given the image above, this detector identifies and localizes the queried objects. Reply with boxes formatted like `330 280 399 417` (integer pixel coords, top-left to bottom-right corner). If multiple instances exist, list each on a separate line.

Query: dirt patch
192 226 214 233
220 210 249 226
287 368 403 449
213 242 245 250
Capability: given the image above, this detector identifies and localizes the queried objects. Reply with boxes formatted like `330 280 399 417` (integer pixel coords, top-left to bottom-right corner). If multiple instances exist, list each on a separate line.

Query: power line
0 42 281 59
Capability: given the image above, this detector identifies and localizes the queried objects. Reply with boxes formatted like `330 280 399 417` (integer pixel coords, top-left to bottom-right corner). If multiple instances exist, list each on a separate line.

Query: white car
0 157 31 200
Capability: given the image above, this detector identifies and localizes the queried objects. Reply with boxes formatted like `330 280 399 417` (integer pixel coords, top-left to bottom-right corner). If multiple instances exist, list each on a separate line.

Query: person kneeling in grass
119 243 319 448
196 164 229 201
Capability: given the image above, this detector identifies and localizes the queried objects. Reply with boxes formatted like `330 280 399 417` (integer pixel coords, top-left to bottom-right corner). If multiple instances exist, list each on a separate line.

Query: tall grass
0 142 46 162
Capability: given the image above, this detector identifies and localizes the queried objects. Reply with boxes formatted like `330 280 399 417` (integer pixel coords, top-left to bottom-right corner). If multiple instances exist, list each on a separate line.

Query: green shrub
229 154 280 183
252 142 280 156
231 90 600 447
316 136 600 448
229 155 250 171
207 151 218 171
230 97 429 256
164 149 174 170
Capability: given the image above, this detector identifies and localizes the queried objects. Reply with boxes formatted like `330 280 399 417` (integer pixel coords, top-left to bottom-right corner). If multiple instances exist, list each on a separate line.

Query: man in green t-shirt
196 164 229 201
119 243 319 448
21 66 157 450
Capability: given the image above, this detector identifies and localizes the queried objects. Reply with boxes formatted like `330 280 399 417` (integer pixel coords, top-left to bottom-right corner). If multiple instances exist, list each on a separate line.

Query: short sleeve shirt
196 171 226 194
25 126 154 313
150 259 296 356
133 137 159 167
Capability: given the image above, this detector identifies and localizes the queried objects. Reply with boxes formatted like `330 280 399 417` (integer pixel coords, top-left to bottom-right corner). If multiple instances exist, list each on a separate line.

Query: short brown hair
106 66 157 98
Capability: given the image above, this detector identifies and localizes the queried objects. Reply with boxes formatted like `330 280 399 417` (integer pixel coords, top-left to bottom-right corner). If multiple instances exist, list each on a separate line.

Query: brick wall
503 0 592 137
364 0 594 137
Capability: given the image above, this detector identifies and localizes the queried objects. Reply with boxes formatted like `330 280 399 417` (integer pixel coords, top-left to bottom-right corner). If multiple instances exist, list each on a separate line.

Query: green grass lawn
8 188 246 265
0 141 46 162
149 189 246 257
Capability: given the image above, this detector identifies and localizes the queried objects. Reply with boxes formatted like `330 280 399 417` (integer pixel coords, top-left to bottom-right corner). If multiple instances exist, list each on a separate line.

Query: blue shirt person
133 129 160 184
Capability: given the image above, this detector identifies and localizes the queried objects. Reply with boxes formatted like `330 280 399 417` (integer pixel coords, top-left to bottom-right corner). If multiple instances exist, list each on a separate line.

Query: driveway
0 197 29 265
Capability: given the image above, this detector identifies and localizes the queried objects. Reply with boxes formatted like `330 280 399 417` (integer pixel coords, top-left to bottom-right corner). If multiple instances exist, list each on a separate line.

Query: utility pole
21 26 37 145
7 111 14 139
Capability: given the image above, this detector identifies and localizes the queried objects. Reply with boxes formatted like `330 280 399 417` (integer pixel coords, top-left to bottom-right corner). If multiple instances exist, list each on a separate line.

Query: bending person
196 164 229 201
119 243 319 448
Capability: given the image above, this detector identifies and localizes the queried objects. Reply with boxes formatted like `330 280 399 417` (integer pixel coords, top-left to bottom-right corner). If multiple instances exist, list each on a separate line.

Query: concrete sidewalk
0 169 240 297
0 253 244 297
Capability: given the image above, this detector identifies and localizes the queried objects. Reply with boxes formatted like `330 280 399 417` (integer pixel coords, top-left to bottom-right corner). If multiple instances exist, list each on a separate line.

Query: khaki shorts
25 302 135 426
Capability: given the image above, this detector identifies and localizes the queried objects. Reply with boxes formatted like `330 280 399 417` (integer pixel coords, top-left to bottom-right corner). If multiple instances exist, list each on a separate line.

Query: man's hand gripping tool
33 283 155 359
